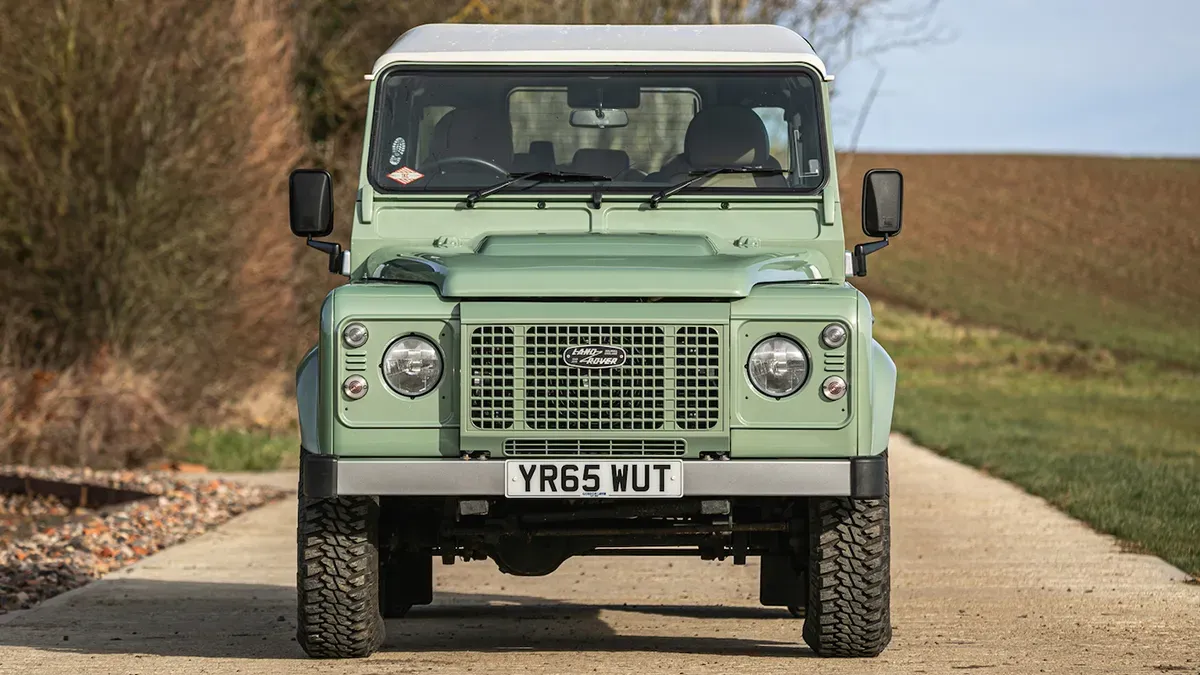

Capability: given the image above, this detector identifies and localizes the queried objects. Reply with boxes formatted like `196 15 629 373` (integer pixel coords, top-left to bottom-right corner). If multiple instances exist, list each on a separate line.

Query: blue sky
829 0 1200 156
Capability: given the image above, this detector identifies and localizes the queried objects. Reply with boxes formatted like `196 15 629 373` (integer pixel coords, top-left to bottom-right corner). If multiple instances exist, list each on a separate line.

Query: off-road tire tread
296 495 384 658
803 454 891 657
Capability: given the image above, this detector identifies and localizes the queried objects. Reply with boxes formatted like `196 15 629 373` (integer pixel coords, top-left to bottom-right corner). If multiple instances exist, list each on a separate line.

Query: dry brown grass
839 153 1200 367
0 358 294 468
0 357 177 467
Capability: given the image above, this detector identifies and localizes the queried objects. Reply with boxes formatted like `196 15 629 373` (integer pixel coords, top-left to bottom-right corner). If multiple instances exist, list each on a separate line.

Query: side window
753 106 791 170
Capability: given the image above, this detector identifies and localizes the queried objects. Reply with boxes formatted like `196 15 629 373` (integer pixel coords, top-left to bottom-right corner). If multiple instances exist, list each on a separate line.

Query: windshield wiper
647 165 787 208
465 170 611 207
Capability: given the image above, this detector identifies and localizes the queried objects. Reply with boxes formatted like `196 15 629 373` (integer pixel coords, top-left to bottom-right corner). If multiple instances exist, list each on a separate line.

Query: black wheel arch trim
849 450 888 498
301 450 338 499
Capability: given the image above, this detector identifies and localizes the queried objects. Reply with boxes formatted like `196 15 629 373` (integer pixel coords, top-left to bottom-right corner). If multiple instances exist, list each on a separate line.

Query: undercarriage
379 496 807 576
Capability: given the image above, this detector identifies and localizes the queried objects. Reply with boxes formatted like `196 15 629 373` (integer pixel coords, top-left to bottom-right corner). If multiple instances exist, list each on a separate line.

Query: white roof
370 24 828 78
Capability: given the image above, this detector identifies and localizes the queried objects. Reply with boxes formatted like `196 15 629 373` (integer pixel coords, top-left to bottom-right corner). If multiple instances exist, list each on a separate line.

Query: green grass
177 428 298 472
876 305 1200 576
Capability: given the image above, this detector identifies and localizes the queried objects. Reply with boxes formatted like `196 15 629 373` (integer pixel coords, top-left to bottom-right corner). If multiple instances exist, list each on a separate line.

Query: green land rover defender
290 23 903 659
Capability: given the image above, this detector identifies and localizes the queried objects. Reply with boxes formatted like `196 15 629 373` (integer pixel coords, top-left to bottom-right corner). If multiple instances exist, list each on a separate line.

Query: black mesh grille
469 326 515 430
467 324 721 433
675 326 721 430
503 438 686 457
526 325 666 431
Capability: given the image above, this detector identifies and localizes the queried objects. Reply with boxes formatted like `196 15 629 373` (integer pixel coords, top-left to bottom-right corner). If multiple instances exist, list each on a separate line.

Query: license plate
505 460 684 498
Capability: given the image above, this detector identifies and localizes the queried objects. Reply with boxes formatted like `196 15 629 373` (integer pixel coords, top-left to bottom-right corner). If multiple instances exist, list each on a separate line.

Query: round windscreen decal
562 345 627 369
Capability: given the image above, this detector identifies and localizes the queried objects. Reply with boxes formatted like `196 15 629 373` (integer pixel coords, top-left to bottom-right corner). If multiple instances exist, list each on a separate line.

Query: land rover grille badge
561 345 627 369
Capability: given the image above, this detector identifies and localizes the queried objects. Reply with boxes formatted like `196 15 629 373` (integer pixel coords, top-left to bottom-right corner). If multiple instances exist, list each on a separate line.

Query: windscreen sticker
388 137 406 166
386 166 424 185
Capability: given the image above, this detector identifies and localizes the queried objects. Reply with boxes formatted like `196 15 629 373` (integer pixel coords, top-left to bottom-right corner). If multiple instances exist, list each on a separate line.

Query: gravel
0 466 286 614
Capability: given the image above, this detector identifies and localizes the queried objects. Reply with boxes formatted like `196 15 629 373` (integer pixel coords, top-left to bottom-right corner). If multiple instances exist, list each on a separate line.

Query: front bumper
301 454 887 500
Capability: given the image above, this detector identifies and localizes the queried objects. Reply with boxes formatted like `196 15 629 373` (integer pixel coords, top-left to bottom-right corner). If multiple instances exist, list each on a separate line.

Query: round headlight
342 375 368 400
342 322 369 349
820 323 848 349
821 376 848 401
381 335 443 397
747 336 809 398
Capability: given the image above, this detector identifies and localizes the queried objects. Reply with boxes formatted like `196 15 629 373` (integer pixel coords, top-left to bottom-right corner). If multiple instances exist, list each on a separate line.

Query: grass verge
877 304 1200 576
177 428 298 472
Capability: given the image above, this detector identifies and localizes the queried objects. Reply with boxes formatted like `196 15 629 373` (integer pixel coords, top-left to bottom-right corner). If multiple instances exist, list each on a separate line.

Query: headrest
528 140 557 165
570 148 631 176
430 108 514 167
684 106 769 168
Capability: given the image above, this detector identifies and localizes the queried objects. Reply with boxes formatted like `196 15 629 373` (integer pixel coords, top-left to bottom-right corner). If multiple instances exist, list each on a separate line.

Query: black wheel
380 551 433 618
296 495 385 658
802 453 891 657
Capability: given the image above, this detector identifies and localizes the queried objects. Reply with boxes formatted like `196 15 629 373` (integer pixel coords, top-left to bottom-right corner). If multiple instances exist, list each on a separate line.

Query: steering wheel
423 156 508 177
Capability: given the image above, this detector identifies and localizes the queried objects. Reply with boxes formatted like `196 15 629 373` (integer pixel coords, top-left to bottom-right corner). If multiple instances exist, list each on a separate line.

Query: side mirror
289 169 334 238
289 169 345 274
862 168 903 238
851 168 903 277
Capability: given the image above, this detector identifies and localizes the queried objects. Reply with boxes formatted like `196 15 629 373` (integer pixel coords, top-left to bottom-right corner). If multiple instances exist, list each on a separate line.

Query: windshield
369 68 826 196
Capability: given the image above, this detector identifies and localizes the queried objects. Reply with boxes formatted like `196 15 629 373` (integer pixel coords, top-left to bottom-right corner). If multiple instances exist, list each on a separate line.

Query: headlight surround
381 335 443 397
747 336 809 398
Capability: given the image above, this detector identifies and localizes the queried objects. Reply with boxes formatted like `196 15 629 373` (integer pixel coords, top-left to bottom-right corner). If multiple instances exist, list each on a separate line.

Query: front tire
296 495 385 658
802 455 891 657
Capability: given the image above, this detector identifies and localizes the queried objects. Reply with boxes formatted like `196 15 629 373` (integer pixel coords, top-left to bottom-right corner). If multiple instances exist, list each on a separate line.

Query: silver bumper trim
333 459 855 497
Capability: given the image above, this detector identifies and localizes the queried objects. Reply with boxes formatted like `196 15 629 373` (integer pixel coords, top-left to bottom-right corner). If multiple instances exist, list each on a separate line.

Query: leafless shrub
229 0 307 367
0 0 304 389
0 0 305 464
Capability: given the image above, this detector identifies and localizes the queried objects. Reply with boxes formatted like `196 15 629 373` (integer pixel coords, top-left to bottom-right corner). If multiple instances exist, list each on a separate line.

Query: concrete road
1 436 1197 675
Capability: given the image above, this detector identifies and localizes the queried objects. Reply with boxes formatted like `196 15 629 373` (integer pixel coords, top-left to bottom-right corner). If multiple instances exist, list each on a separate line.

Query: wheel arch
854 289 896 456
868 338 897 455
296 345 320 453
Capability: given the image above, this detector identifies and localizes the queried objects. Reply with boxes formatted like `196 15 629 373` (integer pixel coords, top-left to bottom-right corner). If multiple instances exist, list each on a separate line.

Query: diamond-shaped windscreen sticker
386 166 424 185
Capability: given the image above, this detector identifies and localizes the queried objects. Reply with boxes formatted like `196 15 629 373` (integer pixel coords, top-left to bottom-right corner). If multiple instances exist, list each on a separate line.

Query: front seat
425 108 514 173
646 106 785 187
568 148 636 178
512 140 557 173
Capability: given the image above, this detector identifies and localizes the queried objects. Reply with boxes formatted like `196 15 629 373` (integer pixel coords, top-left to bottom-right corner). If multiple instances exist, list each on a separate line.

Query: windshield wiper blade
647 165 787 208
465 170 611 207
